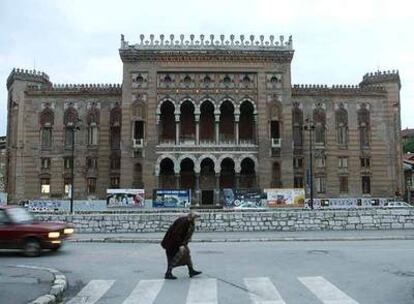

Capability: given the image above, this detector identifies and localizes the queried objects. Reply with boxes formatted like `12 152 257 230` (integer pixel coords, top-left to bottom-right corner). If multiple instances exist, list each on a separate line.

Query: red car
0 206 74 256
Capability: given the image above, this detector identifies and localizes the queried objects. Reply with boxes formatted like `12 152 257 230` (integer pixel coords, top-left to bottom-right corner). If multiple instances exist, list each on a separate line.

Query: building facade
5 34 403 205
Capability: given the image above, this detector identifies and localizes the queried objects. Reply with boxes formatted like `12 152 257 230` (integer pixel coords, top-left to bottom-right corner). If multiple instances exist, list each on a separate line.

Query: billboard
152 189 191 208
219 189 263 207
106 189 145 207
264 188 305 207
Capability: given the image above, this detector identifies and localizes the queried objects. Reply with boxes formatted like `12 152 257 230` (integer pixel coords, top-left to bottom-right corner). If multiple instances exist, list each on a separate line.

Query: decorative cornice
7 68 50 89
119 34 294 63
26 83 122 96
292 84 386 96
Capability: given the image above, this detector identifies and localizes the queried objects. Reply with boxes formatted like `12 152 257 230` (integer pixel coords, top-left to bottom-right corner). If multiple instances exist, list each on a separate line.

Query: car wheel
23 238 41 257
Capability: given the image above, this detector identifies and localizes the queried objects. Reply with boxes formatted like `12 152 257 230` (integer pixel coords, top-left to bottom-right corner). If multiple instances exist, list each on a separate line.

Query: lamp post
69 120 81 214
303 118 315 210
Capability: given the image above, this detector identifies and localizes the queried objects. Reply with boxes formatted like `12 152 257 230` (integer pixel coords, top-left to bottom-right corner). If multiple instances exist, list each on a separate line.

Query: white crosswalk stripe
299 276 359 304
122 279 164 304
244 277 286 304
66 279 115 304
65 276 362 304
186 278 218 304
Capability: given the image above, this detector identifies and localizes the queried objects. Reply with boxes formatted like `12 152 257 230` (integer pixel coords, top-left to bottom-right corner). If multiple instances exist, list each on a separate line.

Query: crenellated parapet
292 83 386 96
26 83 122 95
119 34 294 63
120 34 293 50
360 70 400 88
7 68 50 89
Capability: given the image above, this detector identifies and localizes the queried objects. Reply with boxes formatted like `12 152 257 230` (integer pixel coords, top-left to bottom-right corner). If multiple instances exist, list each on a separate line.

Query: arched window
239 101 255 142
219 101 235 141
110 105 121 150
87 105 100 146
160 101 175 143
159 158 175 189
220 158 235 188
270 101 282 143
180 100 195 142
39 107 54 148
292 103 303 147
64 106 79 148
335 104 348 146
199 101 215 142
358 104 370 148
313 105 326 145
240 158 256 188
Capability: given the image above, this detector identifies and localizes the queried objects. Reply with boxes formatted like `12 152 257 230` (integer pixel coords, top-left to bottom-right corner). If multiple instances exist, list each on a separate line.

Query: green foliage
403 137 414 153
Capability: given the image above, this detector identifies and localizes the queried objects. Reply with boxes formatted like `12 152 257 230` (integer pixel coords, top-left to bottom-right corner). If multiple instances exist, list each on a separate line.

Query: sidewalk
68 229 414 243
0 265 67 304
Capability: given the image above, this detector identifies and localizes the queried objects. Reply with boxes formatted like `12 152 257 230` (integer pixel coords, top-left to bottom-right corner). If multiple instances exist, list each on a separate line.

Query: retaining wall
35 208 414 233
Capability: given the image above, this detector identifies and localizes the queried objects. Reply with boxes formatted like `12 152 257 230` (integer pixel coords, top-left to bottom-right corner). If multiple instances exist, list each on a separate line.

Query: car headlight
48 232 60 238
64 228 74 235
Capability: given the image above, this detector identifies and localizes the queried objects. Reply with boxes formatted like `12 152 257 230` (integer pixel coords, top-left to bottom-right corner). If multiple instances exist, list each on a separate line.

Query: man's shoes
189 269 202 278
164 272 177 280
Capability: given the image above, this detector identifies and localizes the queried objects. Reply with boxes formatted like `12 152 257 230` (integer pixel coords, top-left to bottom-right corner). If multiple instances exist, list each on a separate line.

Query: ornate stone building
5 34 403 205
0 136 6 194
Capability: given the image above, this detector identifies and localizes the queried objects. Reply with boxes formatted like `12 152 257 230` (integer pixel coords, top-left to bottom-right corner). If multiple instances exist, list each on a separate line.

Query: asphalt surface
69 228 414 243
0 265 53 304
0 230 414 304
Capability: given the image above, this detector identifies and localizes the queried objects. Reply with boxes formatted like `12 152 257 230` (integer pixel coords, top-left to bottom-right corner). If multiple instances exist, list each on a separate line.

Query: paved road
1 239 414 303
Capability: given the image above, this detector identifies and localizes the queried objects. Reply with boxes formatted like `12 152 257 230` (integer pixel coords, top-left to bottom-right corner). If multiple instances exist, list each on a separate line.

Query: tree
403 137 414 153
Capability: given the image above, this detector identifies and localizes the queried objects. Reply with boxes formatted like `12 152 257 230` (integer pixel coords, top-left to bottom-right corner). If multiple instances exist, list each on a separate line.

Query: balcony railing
271 138 281 147
133 138 144 148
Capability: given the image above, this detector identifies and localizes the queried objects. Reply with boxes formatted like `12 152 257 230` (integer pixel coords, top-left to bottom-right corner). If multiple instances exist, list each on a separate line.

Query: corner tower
6 69 51 203
360 70 403 196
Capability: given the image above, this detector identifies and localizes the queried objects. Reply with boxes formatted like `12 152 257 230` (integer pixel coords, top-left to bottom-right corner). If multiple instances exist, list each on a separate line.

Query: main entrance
201 190 214 205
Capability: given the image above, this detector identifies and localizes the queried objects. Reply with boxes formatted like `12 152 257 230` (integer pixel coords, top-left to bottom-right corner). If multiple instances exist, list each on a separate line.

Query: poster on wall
106 189 145 207
152 189 191 208
264 188 305 207
219 189 263 208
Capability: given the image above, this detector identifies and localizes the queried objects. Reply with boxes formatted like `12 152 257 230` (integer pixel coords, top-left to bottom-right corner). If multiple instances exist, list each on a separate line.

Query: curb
67 235 414 243
9 265 67 304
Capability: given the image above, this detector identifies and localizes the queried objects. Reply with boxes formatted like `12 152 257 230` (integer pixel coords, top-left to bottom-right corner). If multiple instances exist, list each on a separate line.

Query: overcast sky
1 0 413 136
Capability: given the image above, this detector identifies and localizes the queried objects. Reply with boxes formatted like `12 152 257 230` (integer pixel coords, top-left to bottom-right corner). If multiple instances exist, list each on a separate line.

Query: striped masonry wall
34 208 414 233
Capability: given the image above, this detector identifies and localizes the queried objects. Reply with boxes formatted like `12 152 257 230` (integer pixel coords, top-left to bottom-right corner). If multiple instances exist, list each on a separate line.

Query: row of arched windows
39 104 122 149
292 103 371 147
158 99 256 144
158 156 257 189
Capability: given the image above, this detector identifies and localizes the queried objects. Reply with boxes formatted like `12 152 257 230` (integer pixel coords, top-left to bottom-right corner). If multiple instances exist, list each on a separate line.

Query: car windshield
7 208 34 224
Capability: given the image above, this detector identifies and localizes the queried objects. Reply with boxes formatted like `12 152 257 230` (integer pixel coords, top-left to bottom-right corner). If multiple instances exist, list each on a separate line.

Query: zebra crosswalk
65 276 360 304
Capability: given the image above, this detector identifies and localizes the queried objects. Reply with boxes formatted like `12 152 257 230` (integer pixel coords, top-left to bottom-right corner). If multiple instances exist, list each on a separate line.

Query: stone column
175 114 180 145
215 173 220 205
175 173 180 189
195 173 200 206
195 113 200 145
215 114 220 144
235 173 240 189
235 113 240 145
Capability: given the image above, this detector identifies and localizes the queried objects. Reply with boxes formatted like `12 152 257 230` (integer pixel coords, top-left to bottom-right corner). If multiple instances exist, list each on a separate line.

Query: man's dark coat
161 216 193 260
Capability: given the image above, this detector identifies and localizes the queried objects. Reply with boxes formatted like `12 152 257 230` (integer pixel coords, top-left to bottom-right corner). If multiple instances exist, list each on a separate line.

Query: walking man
161 212 202 279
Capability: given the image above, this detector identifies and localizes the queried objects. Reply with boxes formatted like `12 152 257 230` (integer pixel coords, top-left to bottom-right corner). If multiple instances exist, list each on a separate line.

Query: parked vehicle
0 206 74 256
233 202 266 210
384 201 412 208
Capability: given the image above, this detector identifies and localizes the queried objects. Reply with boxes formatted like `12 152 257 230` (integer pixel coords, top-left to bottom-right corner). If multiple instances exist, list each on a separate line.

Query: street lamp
69 120 81 214
303 118 315 210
